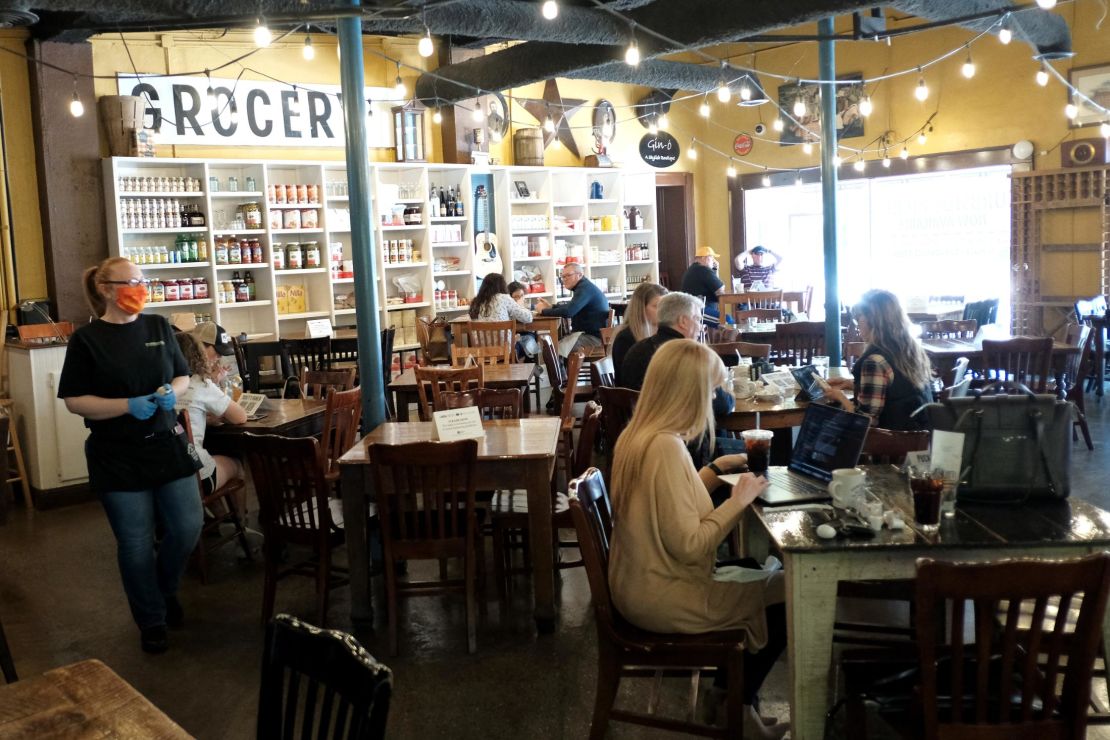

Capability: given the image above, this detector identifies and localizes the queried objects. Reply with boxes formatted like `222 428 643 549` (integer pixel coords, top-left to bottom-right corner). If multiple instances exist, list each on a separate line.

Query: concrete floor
2 394 1110 739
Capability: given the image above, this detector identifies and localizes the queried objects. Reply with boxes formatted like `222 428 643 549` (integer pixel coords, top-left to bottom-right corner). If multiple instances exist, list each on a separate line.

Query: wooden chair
297 367 357 400
710 341 771 367
178 412 251 584
0 416 7 523
600 326 616 351
845 554 1110 740
745 288 783 309
735 308 782 322
320 387 364 487
240 340 290 397
1064 325 1095 450
441 387 523 420
556 352 586 474
980 336 1053 393
781 290 806 316
597 386 639 481
704 325 739 344
413 365 484 421
368 439 480 655
258 613 392 740
590 356 615 391
282 337 332 377
568 468 746 739
843 341 868 372
540 333 592 414
241 433 347 626
0 401 30 513
451 344 511 366
462 320 515 350
773 320 826 366
717 293 746 324
920 319 978 340
858 428 930 465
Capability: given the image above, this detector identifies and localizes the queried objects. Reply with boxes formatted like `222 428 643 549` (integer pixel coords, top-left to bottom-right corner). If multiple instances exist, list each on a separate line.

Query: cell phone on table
247 413 268 421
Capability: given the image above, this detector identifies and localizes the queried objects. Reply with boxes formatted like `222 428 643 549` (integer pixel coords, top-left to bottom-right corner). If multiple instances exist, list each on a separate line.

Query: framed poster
1068 63 1110 128
777 74 865 145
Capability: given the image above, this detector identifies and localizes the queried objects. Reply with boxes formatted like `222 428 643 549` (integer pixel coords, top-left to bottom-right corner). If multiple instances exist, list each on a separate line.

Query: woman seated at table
609 281 666 385
608 339 787 738
174 331 248 498
470 272 536 358
823 289 933 431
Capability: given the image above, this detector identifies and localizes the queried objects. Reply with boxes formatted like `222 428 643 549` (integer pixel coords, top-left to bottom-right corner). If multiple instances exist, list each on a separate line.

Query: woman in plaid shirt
824 290 933 430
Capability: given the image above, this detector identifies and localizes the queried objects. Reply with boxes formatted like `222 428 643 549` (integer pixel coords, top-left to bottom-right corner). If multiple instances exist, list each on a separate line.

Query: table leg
785 551 839 740
341 463 374 629
526 458 557 633
1097 323 1106 400
395 390 416 422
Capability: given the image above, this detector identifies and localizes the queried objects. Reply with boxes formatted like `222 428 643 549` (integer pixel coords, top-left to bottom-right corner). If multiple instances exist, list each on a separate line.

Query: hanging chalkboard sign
639 131 680 168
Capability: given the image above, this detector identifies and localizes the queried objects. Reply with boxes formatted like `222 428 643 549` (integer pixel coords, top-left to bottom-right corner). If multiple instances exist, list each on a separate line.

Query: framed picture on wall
1068 63 1110 128
777 74 865 145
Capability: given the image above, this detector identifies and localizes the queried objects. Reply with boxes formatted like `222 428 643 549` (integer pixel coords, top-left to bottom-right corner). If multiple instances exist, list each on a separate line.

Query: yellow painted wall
0 30 46 301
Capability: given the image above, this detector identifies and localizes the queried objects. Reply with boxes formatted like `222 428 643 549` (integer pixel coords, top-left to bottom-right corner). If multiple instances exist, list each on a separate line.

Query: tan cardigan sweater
608 433 777 649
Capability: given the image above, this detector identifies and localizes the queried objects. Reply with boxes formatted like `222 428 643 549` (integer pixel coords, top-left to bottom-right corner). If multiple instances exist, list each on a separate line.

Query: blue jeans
100 475 203 629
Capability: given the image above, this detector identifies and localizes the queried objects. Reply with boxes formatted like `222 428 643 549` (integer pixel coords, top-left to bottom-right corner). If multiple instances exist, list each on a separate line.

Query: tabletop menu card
433 407 486 441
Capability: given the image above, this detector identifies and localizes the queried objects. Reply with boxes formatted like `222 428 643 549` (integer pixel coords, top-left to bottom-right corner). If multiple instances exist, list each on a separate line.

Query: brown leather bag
416 316 451 364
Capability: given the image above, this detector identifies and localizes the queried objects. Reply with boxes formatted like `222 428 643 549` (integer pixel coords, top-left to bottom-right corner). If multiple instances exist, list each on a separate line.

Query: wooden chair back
451 344 511 366
915 554 1110 739
539 333 567 390
258 613 392 740
330 336 360 365
231 336 250 384
781 290 805 315
718 294 746 324
859 428 930 465
1065 326 1094 403
16 321 73 343
980 336 1054 393
240 340 289 396
573 403 604 478
600 326 616 350
735 308 782 322
843 341 868 372
282 337 332 376
606 308 616 328
921 319 978 340
414 365 484 420
241 433 335 550
321 387 363 479
590 356 615 390
558 352 585 426
744 289 783 309
710 341 771 367
597 386 639 479
704 325 739 344
440 387 523 420
298 367 357 400
773 321 826 366
0 415 8 527
463 320 515 349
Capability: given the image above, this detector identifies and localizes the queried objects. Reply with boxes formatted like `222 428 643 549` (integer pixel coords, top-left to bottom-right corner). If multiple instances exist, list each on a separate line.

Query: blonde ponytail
82 257 132 318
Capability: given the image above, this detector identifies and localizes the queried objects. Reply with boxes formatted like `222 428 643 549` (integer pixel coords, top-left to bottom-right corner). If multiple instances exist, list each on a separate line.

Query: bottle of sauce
215 238 229 265
163 278 179 302
305 241 320 268
244 271 256 300
229 240 242 265
194 277 208 300
149 278 165 303
272 242 285 270
179 278 193 301
287 242 303 270
197 239 208 262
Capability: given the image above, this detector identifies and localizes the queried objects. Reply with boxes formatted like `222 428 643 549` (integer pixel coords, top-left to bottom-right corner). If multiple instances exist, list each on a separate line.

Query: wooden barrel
513 128 544 166
98 95 145 157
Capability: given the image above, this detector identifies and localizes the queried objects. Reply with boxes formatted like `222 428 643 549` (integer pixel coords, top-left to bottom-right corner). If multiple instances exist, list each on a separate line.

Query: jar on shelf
163 279 179 302
193 277 209 300
228 240 242 264
286 242 303 270
179 279 193 301
214 238 229 265
304 242 321 268
272 242 285 270
240 202 262 230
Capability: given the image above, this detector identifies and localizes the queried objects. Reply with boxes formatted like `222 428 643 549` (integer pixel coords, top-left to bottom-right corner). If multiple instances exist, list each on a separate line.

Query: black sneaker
141 625 169 654
165 596 184 629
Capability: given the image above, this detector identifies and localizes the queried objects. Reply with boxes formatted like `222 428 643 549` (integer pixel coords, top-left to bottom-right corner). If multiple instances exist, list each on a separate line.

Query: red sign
733 133 754 156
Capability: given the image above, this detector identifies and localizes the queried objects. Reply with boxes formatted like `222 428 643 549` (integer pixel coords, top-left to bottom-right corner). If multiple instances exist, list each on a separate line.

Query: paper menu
930 429 965 482
432 407 486 441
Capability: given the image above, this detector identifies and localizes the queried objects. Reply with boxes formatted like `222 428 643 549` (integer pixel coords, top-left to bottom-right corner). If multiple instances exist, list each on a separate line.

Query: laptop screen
788 403 872 482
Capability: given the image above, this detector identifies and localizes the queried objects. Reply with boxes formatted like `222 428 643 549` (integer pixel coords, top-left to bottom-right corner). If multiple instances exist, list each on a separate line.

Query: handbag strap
1029 408 1058 495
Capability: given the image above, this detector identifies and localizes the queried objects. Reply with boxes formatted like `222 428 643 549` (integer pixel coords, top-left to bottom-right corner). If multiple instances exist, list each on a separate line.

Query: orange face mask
115 285 147 315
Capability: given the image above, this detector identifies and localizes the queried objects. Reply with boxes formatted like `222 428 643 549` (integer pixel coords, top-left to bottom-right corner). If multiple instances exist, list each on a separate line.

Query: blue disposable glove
154 384 176 411
127 395 158 420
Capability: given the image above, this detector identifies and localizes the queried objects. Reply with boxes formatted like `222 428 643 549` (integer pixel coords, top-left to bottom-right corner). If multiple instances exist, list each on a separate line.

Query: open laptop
723 403 872 506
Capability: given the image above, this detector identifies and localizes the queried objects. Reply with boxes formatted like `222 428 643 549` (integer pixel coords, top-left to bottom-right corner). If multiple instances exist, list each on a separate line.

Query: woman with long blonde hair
609 281 666 385
607 339 787 737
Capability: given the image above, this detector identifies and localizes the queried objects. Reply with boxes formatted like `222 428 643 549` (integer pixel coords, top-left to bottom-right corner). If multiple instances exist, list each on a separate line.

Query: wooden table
205 399 326 455
339 418 561 631
906 306 964 323
0 658 190 738
717 367 851 433
742 465 1110 740
920 333 1080 385
389 363 538 421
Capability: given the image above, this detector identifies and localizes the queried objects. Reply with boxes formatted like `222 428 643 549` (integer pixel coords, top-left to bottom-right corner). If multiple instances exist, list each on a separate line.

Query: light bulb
699 99 710 118
961 57 976 79
542 0 558 19
772 118 784 132
625 40 640 66
395 76 407 97
792 97 806 118
206 86 216 103
418 32 434 58
657 112 668 129
914 76 929 101
794 174 803 187
717 84 730 103
761 175 771 187
740 82 752 101
859 96 873 117
999 21 1012 45
688 145 697 160
648 122 658 135
918 131 928 145
882 156 891 168
432 108 442 125
1036 67 1049 86
253 19 272 48
726 164 737 178
1065 102 1078 119
900 146 910 159
1036 0 1056 8
552 138 561 149
833 155 842 167
69 90 84 117
303 36 315 60
472 104 485 122
1100 121 1110 138
543 116 555 133
853 159 866 172
802 142 813 155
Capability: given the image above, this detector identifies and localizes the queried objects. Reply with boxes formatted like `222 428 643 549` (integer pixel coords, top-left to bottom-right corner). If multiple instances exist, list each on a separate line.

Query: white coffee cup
828 467 866 509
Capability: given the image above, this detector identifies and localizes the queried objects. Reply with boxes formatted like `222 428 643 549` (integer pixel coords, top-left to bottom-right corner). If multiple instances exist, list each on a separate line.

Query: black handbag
923 382 1073 502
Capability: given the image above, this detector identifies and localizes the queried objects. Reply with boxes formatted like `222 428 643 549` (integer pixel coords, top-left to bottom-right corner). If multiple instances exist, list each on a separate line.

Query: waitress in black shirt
58 257 201 654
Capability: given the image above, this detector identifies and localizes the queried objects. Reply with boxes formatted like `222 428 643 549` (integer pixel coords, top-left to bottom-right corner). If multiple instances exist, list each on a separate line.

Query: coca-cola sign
638 131 680 168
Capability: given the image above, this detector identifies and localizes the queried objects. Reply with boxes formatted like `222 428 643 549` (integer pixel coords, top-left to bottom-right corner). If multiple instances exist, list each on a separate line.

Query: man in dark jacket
535 262 609 353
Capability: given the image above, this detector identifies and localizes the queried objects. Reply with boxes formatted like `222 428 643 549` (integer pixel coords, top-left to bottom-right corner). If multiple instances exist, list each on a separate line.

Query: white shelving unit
104 157 658 346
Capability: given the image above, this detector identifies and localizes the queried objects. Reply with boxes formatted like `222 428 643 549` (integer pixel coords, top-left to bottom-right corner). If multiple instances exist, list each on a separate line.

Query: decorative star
520 79 586 158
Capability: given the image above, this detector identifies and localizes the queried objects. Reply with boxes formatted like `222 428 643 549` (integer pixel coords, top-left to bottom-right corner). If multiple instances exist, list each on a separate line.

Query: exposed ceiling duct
889 0 1072 60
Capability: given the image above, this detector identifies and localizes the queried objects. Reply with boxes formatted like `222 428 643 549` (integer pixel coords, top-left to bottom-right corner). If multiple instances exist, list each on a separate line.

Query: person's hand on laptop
713 453 748 473
824 376 852 390
730 473 769 508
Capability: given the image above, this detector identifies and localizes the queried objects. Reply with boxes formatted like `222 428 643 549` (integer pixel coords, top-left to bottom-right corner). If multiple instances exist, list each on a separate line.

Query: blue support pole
338 3 386 430
818 17 842 367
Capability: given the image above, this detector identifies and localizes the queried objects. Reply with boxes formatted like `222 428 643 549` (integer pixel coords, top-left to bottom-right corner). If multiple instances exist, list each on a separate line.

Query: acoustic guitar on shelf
473 184 504 281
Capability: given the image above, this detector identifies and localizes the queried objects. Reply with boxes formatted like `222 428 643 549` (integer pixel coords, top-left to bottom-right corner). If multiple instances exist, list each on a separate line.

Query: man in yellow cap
680 246 726 325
